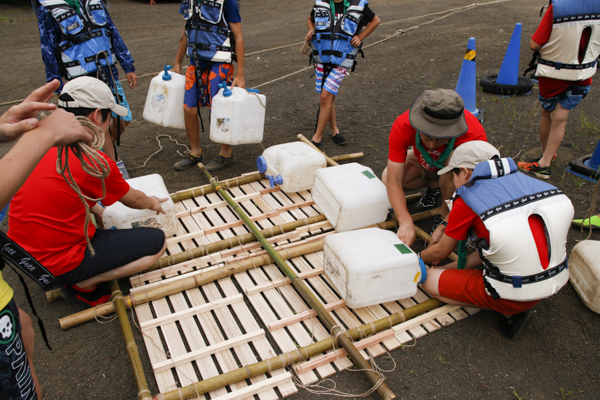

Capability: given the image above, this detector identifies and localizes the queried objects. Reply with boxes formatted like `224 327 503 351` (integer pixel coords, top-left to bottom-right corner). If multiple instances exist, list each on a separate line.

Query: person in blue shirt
31 0 138 164
173 0 245 172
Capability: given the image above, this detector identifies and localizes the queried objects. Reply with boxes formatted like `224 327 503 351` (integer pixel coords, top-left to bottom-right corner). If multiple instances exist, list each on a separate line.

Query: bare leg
18 309 41 400
102 130 116 161
538 104 569 167
75 240 167 289
311 90 335 143
437 172 456 217
539 108 551 152
219 144 232 157
329 97 339 136
184 106 202 156
421 268 481 308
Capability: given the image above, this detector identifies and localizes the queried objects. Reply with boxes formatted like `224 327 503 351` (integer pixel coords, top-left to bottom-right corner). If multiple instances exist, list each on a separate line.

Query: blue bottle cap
247 88 259 94
219 82 232 97
162 65 172 81
256 155 267 173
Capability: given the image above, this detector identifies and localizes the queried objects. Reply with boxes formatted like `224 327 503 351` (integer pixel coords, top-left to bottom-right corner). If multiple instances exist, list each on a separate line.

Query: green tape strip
362 170 376 179
394 244 413 254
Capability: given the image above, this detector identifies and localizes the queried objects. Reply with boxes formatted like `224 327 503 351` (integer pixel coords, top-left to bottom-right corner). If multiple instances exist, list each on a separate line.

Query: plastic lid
247 88 259 94
219 82 232 97
418 257 428 284
162 65 172 81
256 155 267 173
266 174 284 188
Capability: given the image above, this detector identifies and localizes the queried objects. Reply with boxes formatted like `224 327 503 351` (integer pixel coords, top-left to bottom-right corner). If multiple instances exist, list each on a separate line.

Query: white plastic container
569 240 600 314
102 174 177 237
256 142 327 192
143 66 186 130
312 163 391 232
324 228 425 309
210 84 266 144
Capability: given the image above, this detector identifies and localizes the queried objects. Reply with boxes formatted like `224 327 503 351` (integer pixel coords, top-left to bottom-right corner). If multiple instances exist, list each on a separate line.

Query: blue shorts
0 299 37 400
539 83 591 112
111 80 132 122
184 60 234 110
315 64 347 96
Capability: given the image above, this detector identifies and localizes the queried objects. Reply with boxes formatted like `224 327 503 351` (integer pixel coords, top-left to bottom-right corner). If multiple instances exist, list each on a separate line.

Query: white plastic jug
312 163 391 232
324 228 425 309
256 142 327 193
210 83 266 145
143 66 186 130
102 174 177 237
569 240 600 314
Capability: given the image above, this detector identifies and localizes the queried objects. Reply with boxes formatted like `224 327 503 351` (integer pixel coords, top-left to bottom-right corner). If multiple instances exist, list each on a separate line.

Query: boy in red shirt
518 1 599 179
421 141 573 340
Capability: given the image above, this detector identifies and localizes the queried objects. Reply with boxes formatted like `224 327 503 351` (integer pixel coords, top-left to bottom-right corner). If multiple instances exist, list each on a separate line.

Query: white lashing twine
56 116 110 256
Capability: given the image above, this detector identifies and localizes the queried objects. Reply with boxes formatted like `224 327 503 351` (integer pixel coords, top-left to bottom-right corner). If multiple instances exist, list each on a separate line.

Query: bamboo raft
123 173 480 399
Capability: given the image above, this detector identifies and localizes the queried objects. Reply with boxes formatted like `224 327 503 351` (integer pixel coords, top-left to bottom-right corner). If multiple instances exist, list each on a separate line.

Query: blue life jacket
456 158 573 301
182 0 235 64
38 0 116 80
310 0 367 70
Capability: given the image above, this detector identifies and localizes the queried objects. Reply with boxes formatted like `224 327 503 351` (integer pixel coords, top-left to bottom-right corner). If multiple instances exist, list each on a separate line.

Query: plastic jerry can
324 228 426 309
210 83 266 145
143 65 186 130
102 174 177 237
312 163 391 232
256 142 327 192
569 240 600 314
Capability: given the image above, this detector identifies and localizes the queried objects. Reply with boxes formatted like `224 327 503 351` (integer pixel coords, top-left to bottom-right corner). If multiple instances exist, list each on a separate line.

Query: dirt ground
1 0 599 399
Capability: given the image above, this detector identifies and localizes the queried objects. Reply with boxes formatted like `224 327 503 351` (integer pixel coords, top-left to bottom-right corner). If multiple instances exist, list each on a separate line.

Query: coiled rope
56 116 110 255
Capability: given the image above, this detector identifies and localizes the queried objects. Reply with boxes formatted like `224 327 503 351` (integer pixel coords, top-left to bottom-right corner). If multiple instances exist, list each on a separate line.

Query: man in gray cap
383 89 487 246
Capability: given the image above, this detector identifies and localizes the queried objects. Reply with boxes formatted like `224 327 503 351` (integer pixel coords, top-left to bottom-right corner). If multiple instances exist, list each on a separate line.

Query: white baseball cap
58 76 128 117
437 141 501 175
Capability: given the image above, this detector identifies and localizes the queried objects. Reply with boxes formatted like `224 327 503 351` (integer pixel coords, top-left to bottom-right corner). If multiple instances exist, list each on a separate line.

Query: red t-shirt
388 110 487 173
531 3 593 98
8 149 130 276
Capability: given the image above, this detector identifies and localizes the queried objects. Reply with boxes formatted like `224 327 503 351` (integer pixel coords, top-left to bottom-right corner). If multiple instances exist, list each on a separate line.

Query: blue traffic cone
455 37 479 117
497 23 522 85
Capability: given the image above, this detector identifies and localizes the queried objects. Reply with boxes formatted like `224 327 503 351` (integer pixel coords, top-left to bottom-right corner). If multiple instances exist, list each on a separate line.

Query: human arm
0 81 92 210
174 27 188 74
33 5 64 91
230 22 245 88
386 160 415 246
306 17 316 41
119 188 167 215
105 7 136 87
530 3 553 50
420 233 458 265
428 214 448 247
352 15 380 47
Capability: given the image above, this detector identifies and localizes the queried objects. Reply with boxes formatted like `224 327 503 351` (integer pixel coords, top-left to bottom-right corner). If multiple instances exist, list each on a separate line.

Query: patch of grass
511 387 526 400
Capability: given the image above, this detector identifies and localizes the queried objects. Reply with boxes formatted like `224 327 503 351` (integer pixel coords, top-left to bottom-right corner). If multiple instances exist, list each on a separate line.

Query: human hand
428 224 446 248
38 108 93 146
173 62 182 75
0 80 62 143
149 197 168 215
305 30 314 42
350 35 362 47
396 221 416 247
127 72 137 89
231 75 245 89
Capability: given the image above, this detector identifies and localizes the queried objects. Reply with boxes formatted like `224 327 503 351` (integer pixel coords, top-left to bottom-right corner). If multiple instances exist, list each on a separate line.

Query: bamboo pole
110 280 152 399
59 240 324 330
329 152 364 163
297 134 340 166
147 215 327 272
153 298 443 400
199 164 396 400
170 172 263 202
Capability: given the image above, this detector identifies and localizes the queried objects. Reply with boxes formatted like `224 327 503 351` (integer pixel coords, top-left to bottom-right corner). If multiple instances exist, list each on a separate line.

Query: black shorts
57 228 165 286
0 298 37 400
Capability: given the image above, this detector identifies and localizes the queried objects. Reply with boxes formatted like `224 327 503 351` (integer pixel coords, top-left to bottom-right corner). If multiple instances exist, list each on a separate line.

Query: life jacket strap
538 57 597 70
189 42 234 53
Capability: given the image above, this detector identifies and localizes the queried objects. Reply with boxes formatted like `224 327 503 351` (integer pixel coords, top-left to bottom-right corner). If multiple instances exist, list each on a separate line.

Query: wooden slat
268 299 346 332
245 268 324 296
392 304 462 342
211 373 293 400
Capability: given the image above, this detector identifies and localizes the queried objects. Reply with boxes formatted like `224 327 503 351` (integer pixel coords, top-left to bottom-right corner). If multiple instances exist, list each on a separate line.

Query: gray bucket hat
409 89 468 139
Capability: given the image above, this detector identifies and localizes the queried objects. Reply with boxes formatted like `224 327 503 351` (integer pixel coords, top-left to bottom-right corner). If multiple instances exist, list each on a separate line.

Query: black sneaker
310 139 322 149
429 214 446 235
332 133 347 146
497 309 531 341
414 187 441 211
206 152 234 172
60 284 112 309
174 152 203 171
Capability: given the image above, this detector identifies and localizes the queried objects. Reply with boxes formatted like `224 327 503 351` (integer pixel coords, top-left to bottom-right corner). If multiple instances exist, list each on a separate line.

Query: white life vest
457 158 574 302
536 0 600 81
